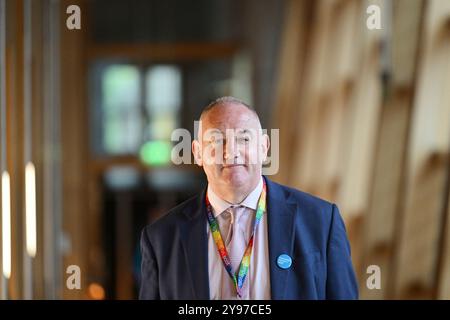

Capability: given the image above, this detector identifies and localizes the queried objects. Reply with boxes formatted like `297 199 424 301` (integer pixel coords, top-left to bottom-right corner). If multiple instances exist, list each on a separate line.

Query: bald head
199 96 260 124
197 100 262 144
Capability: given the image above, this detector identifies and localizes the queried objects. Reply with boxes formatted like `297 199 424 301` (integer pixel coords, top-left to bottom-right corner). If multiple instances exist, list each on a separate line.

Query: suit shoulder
274 181 332 208
292 188 333 210
270 180 338 233
269 180 335 222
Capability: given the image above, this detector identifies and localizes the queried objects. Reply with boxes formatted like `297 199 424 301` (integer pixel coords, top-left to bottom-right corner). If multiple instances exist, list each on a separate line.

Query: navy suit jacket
139 177 358 299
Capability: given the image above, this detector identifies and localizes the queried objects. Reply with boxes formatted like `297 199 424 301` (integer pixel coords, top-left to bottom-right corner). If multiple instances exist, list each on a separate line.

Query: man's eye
211 139 223 145
237 137 250 143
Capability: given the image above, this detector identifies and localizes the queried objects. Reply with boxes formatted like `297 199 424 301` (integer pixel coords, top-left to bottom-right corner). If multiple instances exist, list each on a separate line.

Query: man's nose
223 138 239 161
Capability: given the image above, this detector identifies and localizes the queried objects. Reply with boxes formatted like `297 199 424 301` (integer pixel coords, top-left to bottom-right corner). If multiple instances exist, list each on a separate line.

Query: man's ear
192 139 203 166
261 133 270 162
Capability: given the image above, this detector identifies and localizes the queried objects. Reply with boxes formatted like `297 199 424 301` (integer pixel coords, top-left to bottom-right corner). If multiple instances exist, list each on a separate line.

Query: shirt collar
207 177 264 218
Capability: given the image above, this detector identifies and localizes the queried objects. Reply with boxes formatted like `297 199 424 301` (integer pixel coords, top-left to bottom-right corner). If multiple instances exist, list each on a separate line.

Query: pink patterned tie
225 205 252 299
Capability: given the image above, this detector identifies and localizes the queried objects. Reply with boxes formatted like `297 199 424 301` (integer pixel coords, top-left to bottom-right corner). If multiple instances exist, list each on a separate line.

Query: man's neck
209 178 260 204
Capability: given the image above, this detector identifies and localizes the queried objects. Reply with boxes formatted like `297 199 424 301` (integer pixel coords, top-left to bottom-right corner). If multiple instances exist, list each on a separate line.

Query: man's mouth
222 164 245 169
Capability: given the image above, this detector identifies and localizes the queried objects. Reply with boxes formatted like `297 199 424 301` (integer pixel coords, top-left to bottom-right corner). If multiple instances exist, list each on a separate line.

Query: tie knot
228 205 245 224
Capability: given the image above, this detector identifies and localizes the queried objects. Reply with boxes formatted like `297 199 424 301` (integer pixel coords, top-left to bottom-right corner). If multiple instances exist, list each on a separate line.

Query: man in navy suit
139 97 358 300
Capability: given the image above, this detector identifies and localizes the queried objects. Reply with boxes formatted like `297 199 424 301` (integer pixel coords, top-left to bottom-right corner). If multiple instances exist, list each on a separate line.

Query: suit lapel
265 177 297 300
180 189 210 299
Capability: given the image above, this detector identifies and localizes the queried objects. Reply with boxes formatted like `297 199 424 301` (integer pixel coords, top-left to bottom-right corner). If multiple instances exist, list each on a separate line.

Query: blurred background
0 0 449 300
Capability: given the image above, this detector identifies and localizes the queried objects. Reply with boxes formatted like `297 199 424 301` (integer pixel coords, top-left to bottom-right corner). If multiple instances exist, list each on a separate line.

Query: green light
139 141 172 166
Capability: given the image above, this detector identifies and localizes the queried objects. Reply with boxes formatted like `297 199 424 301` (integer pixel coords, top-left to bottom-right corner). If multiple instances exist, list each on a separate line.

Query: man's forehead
202 102 259 121
205 128 256 134
201 112 261 130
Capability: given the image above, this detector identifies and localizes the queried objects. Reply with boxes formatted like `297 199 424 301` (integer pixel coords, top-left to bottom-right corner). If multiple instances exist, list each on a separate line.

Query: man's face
192 103 269 191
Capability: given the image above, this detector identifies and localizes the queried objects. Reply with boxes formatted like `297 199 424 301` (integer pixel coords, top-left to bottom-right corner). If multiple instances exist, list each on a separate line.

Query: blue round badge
277 254 292 269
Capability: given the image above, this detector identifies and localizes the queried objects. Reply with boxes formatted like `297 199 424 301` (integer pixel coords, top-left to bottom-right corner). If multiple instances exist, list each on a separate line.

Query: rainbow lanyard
205 180 267 298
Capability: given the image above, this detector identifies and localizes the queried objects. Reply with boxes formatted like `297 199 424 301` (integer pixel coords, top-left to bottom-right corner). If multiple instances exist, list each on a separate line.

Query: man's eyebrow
236 129 255 135
202 128 223 140
203 128 222 135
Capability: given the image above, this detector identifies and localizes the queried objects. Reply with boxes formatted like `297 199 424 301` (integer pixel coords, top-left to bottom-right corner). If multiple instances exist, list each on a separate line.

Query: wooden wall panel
359 0 424 299
274 0 450 299
311 0 360 201
60 0 89 299
437 177 450 299
10 0 25 300
31 0 46 300
272 0 311 184
338 0 383 218
291 0 335 193
391 0 450 299
1 0 25 299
